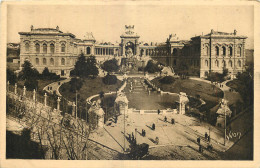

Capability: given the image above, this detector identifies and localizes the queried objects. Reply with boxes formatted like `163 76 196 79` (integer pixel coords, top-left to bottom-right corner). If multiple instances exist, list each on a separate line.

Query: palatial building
19 25 247 78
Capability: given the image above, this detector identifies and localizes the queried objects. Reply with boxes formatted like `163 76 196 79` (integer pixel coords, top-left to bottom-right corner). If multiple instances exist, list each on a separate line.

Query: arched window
86 47 91 55
222 60 226 67
238 60 242 67
215 46 219 56
173 48 177 56
229 60 232 67
229 47 232 56
25 43 29 52
206 46 209 55
239 47 242 56
43 43 47 53
215 60 219 67
173 59 177 66
61 58 65 65
61 43 66 52
50 58 54 66
43 58 47 65
35 43 40 53
222 46 226 56
50 43 55 54
36 58 39 65
205 60 208 67
146 49 148 55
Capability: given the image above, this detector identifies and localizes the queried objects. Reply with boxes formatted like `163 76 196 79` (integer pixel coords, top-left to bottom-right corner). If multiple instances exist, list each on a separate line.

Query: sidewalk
43 78 71 96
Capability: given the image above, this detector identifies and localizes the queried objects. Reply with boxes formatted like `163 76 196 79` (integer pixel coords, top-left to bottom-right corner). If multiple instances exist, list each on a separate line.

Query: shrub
103 74 118 85
24 79 38 91
144 60 161 73
7 69 17 84
159 76 175 84
41 67 60 80
102 59 119 73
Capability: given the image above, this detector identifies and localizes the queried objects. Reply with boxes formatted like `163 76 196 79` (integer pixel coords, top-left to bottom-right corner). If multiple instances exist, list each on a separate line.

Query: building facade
19 25 247 78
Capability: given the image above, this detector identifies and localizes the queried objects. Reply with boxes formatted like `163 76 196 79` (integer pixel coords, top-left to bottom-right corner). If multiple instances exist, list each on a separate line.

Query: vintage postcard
0 1 259 168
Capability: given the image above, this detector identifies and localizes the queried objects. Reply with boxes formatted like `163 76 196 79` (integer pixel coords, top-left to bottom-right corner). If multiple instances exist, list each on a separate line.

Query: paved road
43 78 71 96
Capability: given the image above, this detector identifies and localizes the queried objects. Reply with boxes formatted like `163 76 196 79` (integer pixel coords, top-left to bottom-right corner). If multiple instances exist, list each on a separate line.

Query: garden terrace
152 77 224 123
59 77 123 102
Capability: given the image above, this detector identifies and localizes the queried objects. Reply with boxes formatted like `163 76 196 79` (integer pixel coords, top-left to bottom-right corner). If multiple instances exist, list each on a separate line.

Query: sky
7 4 254 49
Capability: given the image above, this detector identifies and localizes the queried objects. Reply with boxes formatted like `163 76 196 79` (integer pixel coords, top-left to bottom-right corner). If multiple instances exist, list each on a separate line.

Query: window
43 43 47 53
229 47 232 56
222 60 226 67
215 46 219 56
222 46 226 56
50 58 54 66
61 58 65 65
205 60 208 67
206 46 209 55
36 58 39 65
35 43 40 53
25 43 29 52
238 60 242 67
229 60 232 67
43 58 47 65
86 47 91 55
50 43 55 54
173 48 177 56
173 59 177 66
215 60 219 67
61 43 66 52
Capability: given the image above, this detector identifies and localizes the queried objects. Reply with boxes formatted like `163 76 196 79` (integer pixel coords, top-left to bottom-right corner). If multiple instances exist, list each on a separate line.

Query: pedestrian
205 132 208 139
144 130 146 137
197 137 201 144
208 135 211 142
171 118 175 124
164 116 167 122
158 109 160 115
152 123 155 130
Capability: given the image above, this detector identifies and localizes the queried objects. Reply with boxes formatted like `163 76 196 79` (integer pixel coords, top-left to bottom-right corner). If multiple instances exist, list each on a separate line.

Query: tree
41 67 60 80
7 69 17 84
102 74 118 85
85 56 99 78
102 59 119 73
71 54 99 78
19 60 39 80
71 53 88 78
144 60 161 73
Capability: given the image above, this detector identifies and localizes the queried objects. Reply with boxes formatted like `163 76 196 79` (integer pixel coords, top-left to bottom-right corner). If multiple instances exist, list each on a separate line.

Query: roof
192 29 247 39
83 32 95 41
19 26 76 38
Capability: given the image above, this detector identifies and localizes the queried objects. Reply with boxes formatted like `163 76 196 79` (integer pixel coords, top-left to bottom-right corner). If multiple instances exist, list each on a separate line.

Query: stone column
72 102 76 117
14 83 17 95
23 86 26 97
57 97 61 111
7 81 9 92
44 93 47 106
33 89 36 101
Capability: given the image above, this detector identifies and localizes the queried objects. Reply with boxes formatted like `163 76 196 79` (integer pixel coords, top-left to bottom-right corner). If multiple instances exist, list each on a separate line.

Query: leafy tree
41 67 60 80
18 60 40 80
71 54 99 78
144 60 161 73
86 56 99 78
102 59 119 73
7 69 17 84
24 79 38 91
103 74 117 85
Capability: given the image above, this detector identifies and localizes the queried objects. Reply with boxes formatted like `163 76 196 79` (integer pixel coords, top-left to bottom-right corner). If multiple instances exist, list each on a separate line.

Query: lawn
152 77 224 123
59 77 123 102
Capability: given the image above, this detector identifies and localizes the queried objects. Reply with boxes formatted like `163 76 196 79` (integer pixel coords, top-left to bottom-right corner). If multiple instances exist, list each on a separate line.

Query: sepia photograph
0 1 259 167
